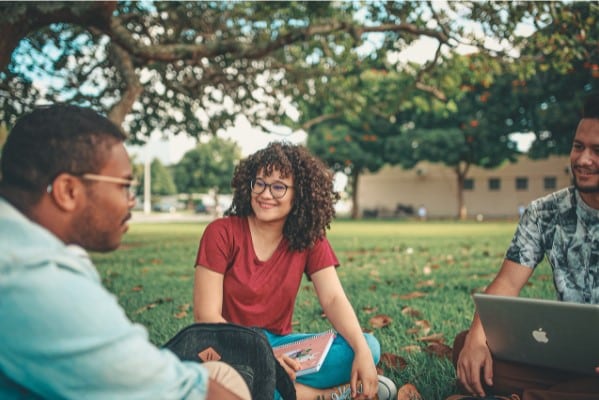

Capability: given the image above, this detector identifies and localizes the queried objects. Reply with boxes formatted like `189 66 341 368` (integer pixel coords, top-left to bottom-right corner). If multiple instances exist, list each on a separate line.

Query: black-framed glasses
251 178 291 199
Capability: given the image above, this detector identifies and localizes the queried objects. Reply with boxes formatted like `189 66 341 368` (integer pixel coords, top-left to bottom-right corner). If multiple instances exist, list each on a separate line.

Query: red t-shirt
195 216 339 335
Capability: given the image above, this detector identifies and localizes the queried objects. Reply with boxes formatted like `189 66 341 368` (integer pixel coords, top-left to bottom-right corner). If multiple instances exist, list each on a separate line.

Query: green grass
92 219 555 399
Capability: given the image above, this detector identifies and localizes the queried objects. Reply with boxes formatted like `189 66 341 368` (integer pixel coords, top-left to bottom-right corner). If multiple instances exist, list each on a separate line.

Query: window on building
464 178 474 190
544 176 557 190
488 177 501 191
515 177 528 191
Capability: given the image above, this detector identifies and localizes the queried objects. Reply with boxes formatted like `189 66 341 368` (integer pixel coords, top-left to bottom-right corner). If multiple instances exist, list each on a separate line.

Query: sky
126 114 307 165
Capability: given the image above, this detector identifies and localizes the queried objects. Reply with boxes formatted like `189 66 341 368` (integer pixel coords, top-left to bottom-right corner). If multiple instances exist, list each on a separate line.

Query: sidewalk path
130 211 214 224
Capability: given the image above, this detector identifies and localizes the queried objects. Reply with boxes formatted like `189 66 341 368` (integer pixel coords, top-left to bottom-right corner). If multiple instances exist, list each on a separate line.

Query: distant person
417 204 427 221
0 104 249 400
192 142 397 400
448 92 599 400
518 204 525 218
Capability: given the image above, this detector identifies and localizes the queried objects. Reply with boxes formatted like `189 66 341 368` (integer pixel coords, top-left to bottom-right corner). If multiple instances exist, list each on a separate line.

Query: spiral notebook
272 330 336 376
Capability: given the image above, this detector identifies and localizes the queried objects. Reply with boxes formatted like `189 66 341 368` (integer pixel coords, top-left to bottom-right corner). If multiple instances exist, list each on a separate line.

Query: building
357 155 571 219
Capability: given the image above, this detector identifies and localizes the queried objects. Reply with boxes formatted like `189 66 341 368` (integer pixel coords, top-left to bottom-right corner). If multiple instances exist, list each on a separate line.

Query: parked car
195 202 208 214
152 202 177 213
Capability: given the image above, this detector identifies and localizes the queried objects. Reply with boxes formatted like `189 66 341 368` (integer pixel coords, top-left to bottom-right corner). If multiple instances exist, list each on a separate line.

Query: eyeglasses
80 173 139 200
251 178 292 199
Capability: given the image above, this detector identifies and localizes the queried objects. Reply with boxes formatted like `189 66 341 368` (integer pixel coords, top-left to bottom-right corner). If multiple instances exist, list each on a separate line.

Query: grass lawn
92 219 555 399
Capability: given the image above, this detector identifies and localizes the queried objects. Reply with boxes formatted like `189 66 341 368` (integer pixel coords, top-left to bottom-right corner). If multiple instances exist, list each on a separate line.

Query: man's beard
573 175 599 193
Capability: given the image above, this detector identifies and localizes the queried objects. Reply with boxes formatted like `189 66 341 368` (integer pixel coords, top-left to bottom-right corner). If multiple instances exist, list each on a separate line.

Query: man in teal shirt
0 104 250 400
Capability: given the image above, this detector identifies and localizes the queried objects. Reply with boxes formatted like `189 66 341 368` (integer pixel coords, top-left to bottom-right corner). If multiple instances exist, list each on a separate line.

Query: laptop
473 293 599 375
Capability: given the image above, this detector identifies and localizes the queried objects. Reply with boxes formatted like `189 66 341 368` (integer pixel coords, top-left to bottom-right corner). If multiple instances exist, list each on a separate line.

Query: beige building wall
357 155 572 219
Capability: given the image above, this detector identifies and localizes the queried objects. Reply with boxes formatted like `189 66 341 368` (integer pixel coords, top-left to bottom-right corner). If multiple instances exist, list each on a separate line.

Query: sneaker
377 375 397 400
329 385 352 400
318 376 398 400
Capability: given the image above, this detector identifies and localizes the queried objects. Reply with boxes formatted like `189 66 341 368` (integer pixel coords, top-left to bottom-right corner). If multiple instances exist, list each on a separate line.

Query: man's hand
456 337 494 397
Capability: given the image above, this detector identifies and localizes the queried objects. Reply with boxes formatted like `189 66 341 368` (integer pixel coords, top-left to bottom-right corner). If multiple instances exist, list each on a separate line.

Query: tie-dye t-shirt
506 186 599 304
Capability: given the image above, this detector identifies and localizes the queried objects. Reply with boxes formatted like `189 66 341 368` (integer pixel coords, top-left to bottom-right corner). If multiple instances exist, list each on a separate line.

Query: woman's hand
276 353 302 382
350 349 378 399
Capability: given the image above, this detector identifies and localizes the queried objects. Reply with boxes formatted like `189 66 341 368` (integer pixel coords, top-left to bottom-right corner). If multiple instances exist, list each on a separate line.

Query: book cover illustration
272 330 336 376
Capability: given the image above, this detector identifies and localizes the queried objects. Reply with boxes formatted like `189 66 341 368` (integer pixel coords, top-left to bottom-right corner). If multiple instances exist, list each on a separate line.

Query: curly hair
1 104 126 201
226 141 340 251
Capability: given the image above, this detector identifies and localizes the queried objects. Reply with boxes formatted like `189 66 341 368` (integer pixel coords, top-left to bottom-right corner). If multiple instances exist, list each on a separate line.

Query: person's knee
364 333 381 364
202 361 252 400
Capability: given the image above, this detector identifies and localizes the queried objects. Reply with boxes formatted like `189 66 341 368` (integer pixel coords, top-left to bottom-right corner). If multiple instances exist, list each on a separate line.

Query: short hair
226 141 339 251
1 104 126 193
583 92 599 119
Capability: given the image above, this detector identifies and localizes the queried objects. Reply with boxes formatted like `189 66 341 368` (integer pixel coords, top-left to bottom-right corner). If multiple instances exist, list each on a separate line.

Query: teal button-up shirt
0 198 209 399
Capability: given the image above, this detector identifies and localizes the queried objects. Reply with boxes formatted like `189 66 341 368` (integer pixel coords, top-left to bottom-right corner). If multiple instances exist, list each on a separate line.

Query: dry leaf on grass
380 352 408 370
174 311 187 319
369 314 392 328
417 333 445 343
401 345 421 353
424 342 453 359
394 291 427 300
174 303 191 319
415 279 435 288
131 285 143 292
133 297 173 314
362 306 378 314
406 319 431 336
414 320 431 335
401 306 422 318
397 383 423 400
406 327 420 335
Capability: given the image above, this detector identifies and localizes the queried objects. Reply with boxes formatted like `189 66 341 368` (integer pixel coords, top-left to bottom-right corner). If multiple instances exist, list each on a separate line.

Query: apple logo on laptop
532 328 549 343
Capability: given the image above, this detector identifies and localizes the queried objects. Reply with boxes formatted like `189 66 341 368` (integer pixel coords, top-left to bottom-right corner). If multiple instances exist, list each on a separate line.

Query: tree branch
300 113 342 131
0 2 116 71
107 43 143 126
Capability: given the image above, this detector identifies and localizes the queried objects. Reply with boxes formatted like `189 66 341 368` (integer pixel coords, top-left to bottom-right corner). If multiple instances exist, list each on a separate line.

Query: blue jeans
262 330 381 400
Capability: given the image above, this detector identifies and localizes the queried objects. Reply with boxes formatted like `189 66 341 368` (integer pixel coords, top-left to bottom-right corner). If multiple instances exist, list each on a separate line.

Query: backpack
163 322 296 400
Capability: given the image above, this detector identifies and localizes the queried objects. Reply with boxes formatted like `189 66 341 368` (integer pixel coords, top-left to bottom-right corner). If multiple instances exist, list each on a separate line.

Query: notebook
473 293 599 375
272 330 336 376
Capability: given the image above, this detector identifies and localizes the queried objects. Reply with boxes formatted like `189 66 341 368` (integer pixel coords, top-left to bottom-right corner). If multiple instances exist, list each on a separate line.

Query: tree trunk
350 169 360 220
455 162 470 220
107 43 143 126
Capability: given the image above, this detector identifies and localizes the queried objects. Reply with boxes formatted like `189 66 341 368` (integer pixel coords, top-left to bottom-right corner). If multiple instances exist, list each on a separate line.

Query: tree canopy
4 1 596 145
173 136 241 195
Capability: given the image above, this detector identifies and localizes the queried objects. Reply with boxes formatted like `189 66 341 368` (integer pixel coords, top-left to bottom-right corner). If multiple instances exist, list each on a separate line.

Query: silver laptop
473 293 599 375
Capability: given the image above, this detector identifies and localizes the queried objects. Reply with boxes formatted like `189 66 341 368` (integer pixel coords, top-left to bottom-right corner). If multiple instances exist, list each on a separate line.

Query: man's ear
48 173 85 212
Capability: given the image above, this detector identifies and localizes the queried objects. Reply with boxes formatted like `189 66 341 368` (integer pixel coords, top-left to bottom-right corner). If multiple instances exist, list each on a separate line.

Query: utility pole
144 154 151 214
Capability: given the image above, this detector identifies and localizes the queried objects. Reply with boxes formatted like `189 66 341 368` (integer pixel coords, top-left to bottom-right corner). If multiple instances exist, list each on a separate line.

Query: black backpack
163 322 296 400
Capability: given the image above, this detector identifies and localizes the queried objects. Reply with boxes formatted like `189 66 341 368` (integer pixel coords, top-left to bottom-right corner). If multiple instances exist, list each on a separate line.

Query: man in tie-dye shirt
450 92 599 400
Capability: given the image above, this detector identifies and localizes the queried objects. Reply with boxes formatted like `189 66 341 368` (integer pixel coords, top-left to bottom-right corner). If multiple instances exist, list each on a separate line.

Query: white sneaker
377 375 397 400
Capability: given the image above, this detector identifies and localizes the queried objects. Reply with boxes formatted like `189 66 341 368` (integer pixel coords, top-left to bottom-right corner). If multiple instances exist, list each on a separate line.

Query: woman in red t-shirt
193 142 396 400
